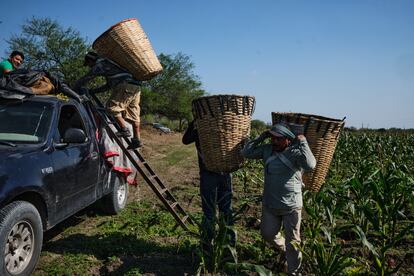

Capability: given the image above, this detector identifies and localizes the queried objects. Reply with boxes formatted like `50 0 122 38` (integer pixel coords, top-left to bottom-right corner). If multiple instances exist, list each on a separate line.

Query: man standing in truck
0 51 24 77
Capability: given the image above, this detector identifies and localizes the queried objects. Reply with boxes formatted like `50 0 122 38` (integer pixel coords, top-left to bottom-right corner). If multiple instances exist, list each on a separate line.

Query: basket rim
272 112 345 123
192 94 255 103
92 18 138 48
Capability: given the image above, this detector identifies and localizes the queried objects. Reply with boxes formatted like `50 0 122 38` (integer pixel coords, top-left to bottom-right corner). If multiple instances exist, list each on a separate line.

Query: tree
6 17 90 85
251 119 268 136
142 52 206 131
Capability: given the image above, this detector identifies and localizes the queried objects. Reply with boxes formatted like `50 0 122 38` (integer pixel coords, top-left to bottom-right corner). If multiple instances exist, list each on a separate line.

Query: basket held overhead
193 95 256 173
92 18 163 81
272 112 345 192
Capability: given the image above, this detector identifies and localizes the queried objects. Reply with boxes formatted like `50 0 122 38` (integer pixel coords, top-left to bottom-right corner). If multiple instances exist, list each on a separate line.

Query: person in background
74 52 142 149
241 123 316 275
0 51 24 77
182 120 235 250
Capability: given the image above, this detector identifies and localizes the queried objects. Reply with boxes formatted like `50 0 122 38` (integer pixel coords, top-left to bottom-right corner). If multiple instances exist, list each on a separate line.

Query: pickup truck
0 95 128 275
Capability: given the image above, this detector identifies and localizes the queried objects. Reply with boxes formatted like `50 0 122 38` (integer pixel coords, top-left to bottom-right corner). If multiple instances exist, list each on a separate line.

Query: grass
37 201 198 275
33 128 414 275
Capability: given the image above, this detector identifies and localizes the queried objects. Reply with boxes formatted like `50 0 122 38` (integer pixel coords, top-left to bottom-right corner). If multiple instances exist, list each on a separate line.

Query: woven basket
272 112 345 192
192 95 256 173
92 18 162 81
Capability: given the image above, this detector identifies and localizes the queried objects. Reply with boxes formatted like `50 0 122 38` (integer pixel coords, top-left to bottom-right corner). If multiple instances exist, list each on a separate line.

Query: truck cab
0 95 128 275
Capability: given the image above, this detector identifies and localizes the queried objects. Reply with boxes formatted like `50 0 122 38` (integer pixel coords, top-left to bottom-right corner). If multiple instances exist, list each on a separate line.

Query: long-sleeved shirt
241 137 316 209
182 121 208 172
73 58 140 93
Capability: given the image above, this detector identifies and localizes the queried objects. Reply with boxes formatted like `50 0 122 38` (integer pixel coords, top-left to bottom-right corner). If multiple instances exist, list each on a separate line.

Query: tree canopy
7 17 90 85
142 53 206 130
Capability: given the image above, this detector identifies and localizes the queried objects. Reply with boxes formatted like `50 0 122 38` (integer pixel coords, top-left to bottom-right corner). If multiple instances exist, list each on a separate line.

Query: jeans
199 169 234 245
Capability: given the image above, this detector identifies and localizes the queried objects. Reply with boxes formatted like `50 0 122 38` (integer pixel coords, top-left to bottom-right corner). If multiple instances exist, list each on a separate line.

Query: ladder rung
159 188 168 194
170 202 178 209
181 215 189 223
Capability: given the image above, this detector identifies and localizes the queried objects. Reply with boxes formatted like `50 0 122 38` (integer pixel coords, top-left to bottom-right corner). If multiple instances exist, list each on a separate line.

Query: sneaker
116 128 131 138
128 138 142 149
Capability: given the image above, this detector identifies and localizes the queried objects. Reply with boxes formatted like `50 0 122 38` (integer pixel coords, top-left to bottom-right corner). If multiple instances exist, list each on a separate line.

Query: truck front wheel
0 201 43 276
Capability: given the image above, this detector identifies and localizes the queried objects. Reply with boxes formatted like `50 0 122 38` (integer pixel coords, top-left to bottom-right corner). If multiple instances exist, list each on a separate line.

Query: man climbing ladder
74 52 143 149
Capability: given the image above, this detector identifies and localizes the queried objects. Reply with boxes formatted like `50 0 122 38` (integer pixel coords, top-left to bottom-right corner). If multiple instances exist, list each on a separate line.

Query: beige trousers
261 205 302 274
106 81 141 123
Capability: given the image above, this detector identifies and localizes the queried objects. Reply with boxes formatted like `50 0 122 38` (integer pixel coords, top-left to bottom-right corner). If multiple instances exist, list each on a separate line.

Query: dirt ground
133 125 202 212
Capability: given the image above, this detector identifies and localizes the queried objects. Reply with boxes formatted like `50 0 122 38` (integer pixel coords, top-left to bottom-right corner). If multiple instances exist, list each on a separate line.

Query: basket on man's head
271 112 345 192
192 94 255 173
92 18 163 81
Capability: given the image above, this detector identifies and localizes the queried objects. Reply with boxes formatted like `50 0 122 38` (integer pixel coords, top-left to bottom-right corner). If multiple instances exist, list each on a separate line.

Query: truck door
50 103 100 221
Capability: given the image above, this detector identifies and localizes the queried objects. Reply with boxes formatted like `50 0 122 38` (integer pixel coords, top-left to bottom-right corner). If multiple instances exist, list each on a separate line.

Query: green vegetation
142 52 206 131
33 130 413 275
234 130 414 275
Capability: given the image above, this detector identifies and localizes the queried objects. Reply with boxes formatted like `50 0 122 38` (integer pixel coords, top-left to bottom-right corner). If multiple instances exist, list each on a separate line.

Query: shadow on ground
42 231 194 275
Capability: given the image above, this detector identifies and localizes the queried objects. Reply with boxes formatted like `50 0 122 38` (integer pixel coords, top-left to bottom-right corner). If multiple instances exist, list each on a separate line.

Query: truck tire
0 201 43 276
103 174 128 214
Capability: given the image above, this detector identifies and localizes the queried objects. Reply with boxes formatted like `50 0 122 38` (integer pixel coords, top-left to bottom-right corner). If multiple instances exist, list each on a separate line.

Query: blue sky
1 0 413 128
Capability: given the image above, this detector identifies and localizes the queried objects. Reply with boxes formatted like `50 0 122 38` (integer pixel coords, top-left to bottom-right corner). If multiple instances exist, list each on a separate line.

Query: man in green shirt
0 51 25 78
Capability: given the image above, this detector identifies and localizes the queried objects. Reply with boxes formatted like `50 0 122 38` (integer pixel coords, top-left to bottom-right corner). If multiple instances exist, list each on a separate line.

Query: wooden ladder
87 93 195 232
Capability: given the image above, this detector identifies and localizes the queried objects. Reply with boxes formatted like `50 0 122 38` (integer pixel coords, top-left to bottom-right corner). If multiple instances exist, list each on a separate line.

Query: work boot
116 127 131 138
128 137 142 149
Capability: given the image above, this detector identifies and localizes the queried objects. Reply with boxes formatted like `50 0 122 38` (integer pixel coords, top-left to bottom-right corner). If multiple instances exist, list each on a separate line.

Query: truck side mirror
63 128 87 143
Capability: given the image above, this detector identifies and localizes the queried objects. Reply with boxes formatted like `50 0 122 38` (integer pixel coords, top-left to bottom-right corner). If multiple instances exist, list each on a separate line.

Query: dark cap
268 123 296 140
84 51 99 66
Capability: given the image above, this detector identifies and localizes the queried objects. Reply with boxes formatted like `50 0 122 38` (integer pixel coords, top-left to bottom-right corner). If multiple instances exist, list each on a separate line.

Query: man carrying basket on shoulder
182 120 235 252
74 51 142 149
241 123 316 275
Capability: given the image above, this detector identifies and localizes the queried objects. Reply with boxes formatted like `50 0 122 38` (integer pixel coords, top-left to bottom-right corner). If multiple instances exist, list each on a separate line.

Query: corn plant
297 238 358 276
302 189 363 275
234 159 264 195
195 215 237 275
300 131 414 274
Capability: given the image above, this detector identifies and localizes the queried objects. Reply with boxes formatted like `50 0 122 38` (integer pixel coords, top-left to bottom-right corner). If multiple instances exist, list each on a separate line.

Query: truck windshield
0 100 53 143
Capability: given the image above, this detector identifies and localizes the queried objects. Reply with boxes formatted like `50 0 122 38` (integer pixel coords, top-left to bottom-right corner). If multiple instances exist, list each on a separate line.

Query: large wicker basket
192 95 256 173
92 18 162 81
272 112 345 192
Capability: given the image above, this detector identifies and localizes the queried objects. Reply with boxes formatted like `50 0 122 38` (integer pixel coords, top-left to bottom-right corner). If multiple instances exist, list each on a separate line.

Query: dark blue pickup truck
0 95 128 275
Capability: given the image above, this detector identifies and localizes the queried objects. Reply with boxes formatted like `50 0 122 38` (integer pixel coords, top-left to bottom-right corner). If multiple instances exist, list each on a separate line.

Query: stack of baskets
192 95 255 173
272 112 345 192
92 18 162 81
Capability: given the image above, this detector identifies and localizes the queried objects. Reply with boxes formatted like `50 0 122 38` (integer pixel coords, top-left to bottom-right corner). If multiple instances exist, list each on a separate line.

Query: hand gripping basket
92 18 163 81
192 95 256 173
272 112 345 192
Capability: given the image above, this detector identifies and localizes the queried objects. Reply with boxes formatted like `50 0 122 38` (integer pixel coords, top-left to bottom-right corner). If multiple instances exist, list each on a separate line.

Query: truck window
57 105 88 141
0 100 53 143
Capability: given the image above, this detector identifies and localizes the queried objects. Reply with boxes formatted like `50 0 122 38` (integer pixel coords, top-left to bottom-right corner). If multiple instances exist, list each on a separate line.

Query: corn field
230 130 414 275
